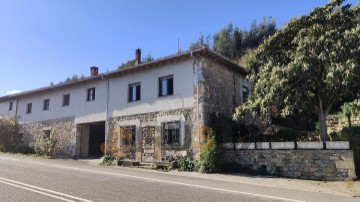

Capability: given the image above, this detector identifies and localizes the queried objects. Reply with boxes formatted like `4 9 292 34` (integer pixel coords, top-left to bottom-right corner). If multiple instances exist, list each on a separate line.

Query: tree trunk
319 112 329 141
347 115 352 128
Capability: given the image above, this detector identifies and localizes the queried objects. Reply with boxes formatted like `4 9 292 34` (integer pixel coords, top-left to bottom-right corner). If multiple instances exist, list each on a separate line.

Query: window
120 126 136 146
242 85 249 103
162 121 180 145
87 88 95 101
43 130 51 138
62 94 70 106
159 76 173 97
129 83 141 102
43 99 50 111
26 103 32 114
9 101 13 111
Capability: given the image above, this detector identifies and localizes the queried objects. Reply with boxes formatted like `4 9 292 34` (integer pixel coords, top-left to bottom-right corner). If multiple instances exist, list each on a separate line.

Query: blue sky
0 0 357 97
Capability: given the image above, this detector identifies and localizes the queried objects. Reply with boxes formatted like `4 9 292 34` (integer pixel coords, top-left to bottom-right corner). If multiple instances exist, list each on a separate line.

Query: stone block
271 142 295 149
256 142 270 149
326 141 350 150
235 142 255 150
297 141 323 149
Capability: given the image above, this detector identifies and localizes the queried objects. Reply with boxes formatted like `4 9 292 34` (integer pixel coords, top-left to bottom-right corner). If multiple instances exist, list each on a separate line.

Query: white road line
0 179 76 202
0 156 305 202
0 177 93 202
51 165 305 202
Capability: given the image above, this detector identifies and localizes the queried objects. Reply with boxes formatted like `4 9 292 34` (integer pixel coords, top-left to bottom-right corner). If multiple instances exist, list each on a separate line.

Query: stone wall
21 117 76 157
200 58 242 119
107 108 195 162
222 149 356 181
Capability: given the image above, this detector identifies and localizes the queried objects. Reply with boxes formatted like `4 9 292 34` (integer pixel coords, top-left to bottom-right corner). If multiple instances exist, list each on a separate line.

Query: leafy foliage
340 126 360 176
31 129 57 157
235 0 360 141
199 130 221 173
213 18 276 61
341 99 360 127
189 33 212 51
177 157 199 172
0 117 21 152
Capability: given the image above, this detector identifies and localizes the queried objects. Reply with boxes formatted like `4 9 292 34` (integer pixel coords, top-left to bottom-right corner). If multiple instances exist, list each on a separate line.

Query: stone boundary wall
21 117 76 157
222 150 356 181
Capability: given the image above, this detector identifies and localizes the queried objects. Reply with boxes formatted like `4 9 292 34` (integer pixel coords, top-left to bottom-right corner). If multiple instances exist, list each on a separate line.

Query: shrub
31 129 57 157
341 126 360 177
101 154 115 166
177 157 199 172
199 130 220 173
329 131 349 141
0 117 21 152
276 128 297 141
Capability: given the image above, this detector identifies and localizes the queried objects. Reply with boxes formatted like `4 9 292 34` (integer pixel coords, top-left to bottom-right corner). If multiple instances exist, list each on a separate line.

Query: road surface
0 153 357 202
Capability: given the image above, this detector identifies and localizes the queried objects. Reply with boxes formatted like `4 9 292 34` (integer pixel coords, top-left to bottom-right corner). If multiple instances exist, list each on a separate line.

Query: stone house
0 48 249 162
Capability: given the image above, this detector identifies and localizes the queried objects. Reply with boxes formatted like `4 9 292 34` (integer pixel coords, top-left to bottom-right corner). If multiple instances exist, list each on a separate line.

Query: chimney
135 48 141 65
90 66 99 77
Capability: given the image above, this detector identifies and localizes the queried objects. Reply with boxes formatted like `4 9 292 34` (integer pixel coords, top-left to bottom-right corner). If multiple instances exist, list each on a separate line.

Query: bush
276 128 297 141
0 117 21 152
177 157 199 172
329 131 349 141
101 154 115 166
31 129 57 157
340 126 360 177
199 130 220 173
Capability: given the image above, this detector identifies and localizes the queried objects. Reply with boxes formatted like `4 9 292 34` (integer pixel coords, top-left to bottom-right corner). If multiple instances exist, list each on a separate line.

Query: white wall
16 80 107 124
109 59 194 118
0 99 17 118
3 58 195 124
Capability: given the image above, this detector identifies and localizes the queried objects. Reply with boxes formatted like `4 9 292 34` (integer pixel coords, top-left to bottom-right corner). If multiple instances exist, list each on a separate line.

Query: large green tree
212 18 276 61
234 0 360 141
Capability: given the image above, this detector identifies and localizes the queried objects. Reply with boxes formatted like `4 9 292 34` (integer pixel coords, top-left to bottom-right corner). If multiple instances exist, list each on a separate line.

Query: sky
0 0 358 97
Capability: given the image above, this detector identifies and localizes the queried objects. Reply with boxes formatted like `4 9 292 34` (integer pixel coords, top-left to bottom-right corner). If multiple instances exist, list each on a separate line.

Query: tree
189 33 211 51
341 100 360 127
142 52 154 63
0 117 21 152
234 0 360 141
212 18 276 61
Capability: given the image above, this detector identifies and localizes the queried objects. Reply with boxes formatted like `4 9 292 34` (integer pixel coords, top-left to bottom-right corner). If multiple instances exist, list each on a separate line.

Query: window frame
9 101 13 111
43 99 50 111
62 94 70 107
158 75 174 97
26 103 32 114
161 121 180 146
87 87 96 101
128 83 141 102
120 125 136 147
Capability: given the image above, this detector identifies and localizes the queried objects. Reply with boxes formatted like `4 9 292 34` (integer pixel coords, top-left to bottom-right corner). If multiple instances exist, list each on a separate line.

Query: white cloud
6 90 21 95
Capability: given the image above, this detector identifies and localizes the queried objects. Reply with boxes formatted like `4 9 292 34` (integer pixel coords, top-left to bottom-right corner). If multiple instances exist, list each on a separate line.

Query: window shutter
168 77 173 95
136 85 140 100
159 79 163 96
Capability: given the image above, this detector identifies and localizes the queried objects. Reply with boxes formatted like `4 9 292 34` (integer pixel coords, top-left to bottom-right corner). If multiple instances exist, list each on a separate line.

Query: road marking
0 156 305 202
0 179 75 202
51 165 305 202
0 177 92 202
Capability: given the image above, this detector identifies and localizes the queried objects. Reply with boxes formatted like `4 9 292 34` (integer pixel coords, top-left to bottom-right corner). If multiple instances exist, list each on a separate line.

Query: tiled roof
0 47 246 101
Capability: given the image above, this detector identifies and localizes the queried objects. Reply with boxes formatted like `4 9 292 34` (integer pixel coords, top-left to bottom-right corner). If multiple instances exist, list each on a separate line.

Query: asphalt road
0 153 357 202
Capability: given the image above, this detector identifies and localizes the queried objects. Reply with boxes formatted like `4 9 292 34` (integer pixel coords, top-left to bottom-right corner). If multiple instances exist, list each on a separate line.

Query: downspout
15 97 19 121
104 77 110 155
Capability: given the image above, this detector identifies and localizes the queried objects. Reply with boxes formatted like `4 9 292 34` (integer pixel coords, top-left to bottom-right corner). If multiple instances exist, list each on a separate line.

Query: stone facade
21 117 76 157
107 108 195 162
222 149 356 181
200 58 243 119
